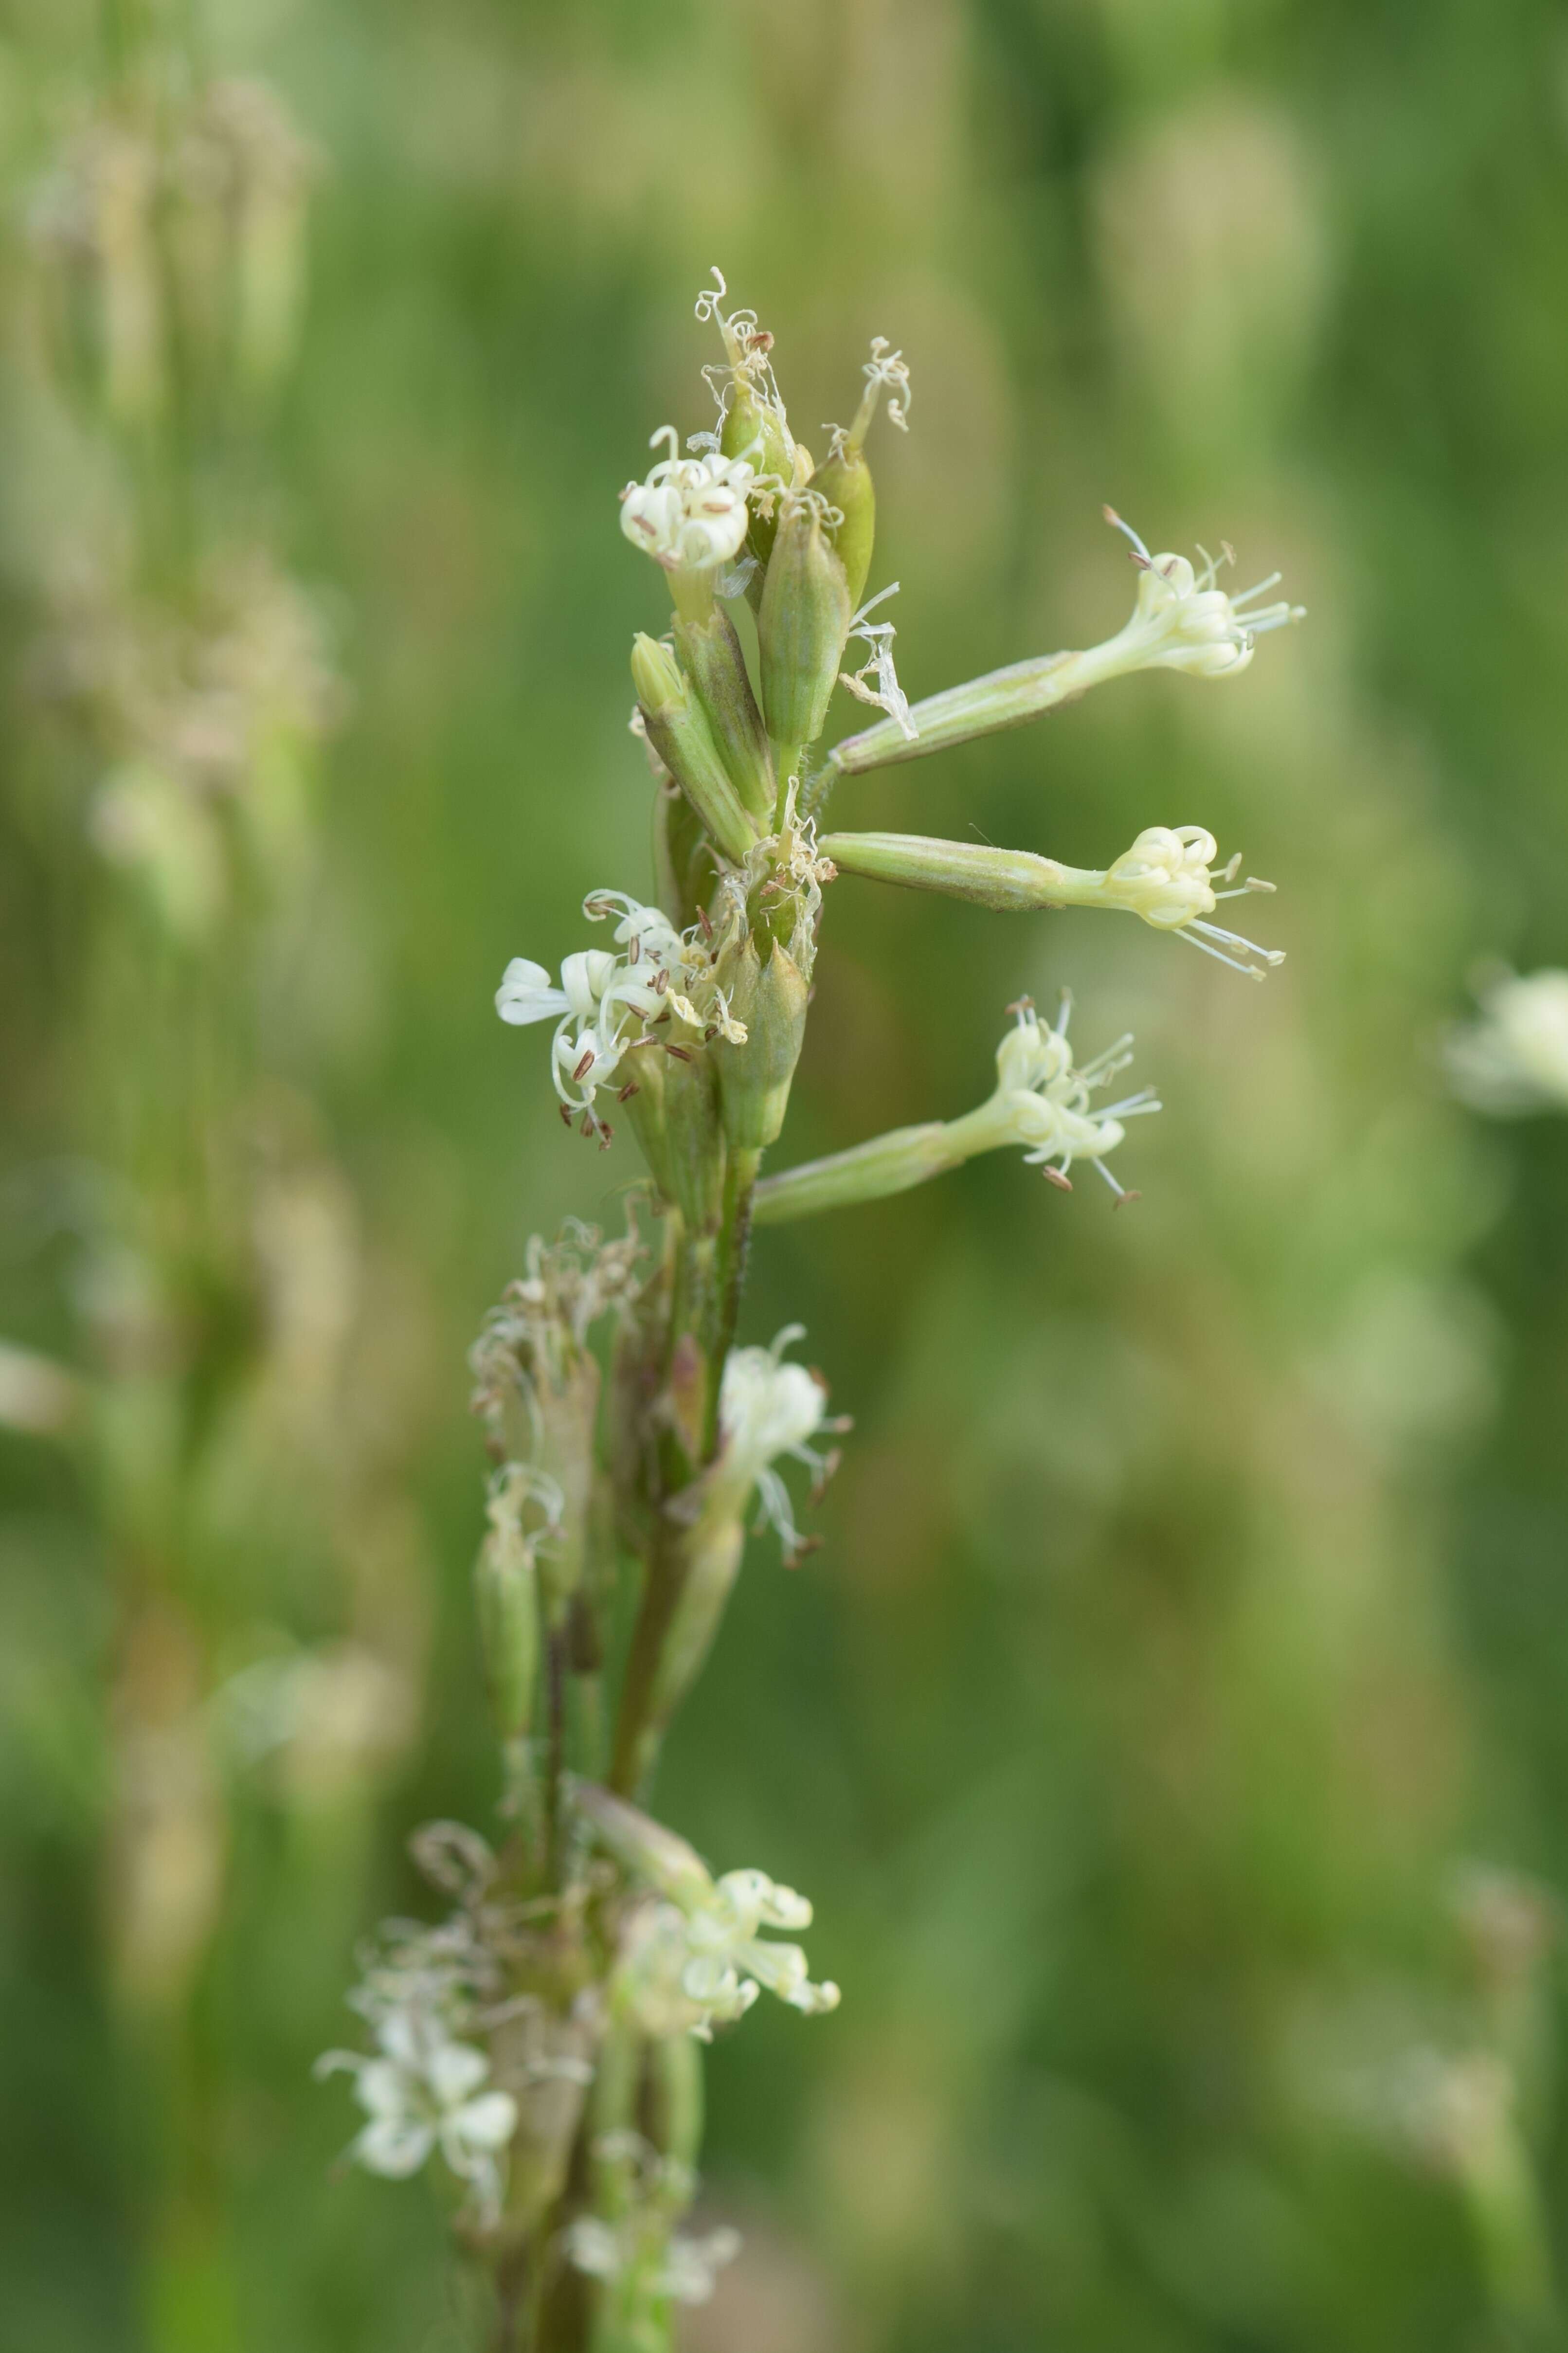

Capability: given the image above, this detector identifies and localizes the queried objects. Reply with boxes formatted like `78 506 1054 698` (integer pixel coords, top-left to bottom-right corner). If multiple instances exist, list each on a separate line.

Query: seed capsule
713 933 810 1150
757 497 851 775
811 442 875 610
631 633 760 867
673 604 773 826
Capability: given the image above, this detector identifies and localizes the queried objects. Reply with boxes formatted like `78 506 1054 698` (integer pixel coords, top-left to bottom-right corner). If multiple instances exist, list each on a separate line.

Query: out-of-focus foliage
4 1 1568 2349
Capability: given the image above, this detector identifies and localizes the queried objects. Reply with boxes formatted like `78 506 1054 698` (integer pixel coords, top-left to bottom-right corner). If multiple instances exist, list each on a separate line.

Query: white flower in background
619 425 757 574
1446 969 1568 1114
716 1325 837 1557
1098 507 1303 679
1096 824 1283 978
984 997 1160 1201
565 2214 741 2305
315 2004 517 2224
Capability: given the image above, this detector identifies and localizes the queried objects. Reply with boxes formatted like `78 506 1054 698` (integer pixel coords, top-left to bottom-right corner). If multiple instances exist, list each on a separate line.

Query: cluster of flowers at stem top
317 268 1302 2344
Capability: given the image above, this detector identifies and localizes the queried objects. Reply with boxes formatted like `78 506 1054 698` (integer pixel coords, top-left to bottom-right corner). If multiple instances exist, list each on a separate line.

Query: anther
616 1082 640 1102
665 1044 693 1063
1040 1166 1073 1192
559 1104 574 1128
573 1049 595 1082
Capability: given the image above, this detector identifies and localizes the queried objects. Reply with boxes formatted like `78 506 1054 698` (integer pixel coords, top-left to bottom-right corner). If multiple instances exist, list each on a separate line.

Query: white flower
565 2214 741 2306
981 996 1161 1202
494 892 703 1128
1098 508 1303 680
1094 824 1284 979
621 1869 840 2043
316 2004 517 2224
717 1325 835 1557
1446 969 1568 1114
619 425 757 575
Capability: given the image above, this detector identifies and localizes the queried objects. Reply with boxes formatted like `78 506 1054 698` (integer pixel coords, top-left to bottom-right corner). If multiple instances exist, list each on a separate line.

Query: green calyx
631 632 761 868
672 604 774 826
757 497 851 784
713 931 810 1150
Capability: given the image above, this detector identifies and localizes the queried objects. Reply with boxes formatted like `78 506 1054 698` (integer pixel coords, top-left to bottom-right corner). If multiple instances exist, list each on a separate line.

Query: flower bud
757 496 852 771
721 379 793 594
631 633 761 868
811 444 875 610
713 935 810 1150
672 605 774 826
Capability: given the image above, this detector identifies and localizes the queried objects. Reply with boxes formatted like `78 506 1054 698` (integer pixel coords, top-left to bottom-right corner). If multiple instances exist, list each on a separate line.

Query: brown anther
665 1044 693 1063
784 1535 825 1570
1040 1166 1073 1192
703 1026 718 1043
752 330 774 353
616 1081 640 1102
651 1008 672 1025
1111 1189 1141 1211
1004 996 1036 1017
573 1049 595 1082
579 1112 595 1137
596 1122 614 1149
629 937 641 963
559 1103 574 1128
652 969 668 995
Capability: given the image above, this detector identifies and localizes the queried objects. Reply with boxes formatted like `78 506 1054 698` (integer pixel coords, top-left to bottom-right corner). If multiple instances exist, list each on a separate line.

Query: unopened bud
757 496 852 774
631 633 762 867
713 935 810 1149
812 443 875 610
721 380 794 596
673 605 774 826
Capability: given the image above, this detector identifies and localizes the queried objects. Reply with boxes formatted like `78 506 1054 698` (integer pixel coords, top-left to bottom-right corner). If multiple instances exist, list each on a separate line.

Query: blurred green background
6 0 1568 2347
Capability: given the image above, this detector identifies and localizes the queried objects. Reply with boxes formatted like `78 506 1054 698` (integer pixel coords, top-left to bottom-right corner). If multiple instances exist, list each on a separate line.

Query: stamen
1102 506 1152 565
1040 1164 1073 1192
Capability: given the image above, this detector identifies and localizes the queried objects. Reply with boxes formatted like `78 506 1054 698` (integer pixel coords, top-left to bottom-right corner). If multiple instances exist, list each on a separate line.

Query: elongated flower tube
827 509 1303 778
756 996 1159 1219
819 824 1283 979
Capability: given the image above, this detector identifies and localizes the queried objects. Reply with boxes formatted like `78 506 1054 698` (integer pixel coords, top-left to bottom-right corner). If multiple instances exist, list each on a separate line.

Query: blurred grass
6 1 1568 2349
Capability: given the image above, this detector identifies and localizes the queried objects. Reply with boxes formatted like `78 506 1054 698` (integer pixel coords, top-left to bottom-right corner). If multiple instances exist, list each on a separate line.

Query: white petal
355 2058 414 2118
453 2090 518 2150
353 2115 434 2177
496 958 569 1026
428 2040 489 2109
